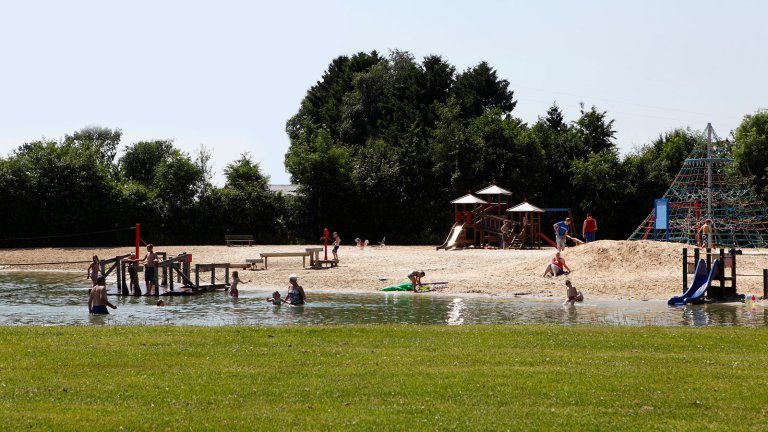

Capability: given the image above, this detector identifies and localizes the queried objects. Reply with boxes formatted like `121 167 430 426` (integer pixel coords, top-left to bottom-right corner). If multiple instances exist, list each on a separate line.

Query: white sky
1 0 765 185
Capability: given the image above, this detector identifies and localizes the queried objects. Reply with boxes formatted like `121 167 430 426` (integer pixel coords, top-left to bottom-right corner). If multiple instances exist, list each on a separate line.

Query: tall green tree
733 110 768 197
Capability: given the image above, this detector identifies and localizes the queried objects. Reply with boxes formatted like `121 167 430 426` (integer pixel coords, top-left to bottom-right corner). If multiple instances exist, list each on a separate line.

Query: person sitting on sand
284 274 306 305
408 270 425 292
267 291 283 306
543 252 571 277
563 279 583 305
88 276 117 315
229 271 250 299
87 255 100 286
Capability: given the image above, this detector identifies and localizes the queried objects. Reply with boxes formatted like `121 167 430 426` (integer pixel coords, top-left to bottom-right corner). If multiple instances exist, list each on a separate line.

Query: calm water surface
1 272 766 327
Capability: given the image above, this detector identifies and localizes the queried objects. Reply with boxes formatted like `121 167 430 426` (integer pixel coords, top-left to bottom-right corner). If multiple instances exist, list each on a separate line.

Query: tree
119 140 175 186
733 110 768 196
64 126 122 167
451 62 516 119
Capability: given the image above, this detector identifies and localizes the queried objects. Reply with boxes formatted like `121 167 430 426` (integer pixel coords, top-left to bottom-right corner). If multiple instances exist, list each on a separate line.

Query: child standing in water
87 256 100 286
229 271 250 299
563 280 583 306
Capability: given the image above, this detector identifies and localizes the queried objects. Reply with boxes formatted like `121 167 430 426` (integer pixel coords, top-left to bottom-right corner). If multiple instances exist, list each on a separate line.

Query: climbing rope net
629 125 768 248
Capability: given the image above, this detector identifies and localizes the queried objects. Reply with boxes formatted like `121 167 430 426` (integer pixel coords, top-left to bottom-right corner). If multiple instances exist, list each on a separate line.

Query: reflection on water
1 272 767 327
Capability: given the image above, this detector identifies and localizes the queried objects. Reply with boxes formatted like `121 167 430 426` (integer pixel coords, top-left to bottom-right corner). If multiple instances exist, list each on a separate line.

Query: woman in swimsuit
284 274 306 305
87 255 100 286
543 252 570 277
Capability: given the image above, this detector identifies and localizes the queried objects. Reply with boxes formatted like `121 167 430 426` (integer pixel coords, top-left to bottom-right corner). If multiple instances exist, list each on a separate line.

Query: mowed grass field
1 326 767 431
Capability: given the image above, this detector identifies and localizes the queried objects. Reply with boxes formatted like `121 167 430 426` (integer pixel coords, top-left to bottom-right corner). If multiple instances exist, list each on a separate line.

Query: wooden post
706 247 712 274
225 265 230 285
719 248 725 292
154 263 159 297
694 247 700 266
195 264 200 288
169 261 174 292
763 269 767 300
732 250 737 293
682 248 688 293
120 260 128 295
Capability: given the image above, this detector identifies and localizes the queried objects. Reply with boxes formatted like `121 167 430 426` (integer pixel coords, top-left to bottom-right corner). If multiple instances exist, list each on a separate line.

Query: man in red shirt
583 213 597 243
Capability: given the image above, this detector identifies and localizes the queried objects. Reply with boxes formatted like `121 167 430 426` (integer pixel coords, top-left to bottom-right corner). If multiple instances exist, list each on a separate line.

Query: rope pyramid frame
629 124 768 248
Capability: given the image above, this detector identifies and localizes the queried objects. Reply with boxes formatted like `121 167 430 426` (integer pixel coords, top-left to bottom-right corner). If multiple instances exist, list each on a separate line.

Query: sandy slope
1 241 767 300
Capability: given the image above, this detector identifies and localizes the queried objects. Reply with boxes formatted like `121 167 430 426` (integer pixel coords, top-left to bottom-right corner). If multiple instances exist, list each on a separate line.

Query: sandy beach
1 240 767 300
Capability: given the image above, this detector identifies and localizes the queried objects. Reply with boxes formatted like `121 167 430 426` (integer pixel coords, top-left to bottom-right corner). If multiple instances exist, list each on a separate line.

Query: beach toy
381 282 413 292
752 295 757 302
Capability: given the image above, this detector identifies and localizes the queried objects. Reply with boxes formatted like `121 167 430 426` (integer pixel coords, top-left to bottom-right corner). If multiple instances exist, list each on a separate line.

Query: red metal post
322 228 330 261
135 223 140 259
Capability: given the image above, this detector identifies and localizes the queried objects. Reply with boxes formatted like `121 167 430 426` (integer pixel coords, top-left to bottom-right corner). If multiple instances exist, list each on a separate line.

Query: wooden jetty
102 252 244 297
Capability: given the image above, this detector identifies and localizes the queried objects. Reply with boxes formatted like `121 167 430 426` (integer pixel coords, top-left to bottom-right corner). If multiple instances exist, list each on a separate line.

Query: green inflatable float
380 282 413 292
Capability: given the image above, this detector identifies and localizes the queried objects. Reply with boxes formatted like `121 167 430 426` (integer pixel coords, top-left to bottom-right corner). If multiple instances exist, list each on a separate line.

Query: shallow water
1 272 766 327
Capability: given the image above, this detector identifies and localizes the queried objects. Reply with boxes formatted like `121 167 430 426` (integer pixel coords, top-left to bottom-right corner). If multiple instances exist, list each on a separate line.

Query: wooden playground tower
437 184 548 250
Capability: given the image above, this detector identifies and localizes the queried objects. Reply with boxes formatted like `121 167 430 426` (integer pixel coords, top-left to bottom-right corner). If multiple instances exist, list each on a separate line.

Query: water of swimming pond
1 272 766 327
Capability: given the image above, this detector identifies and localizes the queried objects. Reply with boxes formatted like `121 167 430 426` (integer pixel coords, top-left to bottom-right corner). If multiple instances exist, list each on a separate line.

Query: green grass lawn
1 325 767 431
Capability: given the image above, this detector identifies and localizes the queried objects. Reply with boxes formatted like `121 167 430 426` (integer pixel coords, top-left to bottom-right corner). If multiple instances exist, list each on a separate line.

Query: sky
1 0 766 185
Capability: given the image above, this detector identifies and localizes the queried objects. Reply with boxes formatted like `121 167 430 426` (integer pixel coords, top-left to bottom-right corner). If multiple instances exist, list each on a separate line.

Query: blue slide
668 259 719 306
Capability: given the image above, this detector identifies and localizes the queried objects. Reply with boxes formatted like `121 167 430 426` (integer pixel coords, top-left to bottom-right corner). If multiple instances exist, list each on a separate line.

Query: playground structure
630 123 768 248
674 247 768 304
437 184 575 250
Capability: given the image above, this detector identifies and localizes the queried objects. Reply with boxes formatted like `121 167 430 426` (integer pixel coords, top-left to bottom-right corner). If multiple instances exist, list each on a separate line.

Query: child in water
563 280 584 306
229 271 250 299
267 291 283 305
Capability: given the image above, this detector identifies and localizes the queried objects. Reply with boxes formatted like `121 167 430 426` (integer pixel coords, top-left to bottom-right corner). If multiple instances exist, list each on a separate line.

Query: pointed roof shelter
451 194 488 205
628 123 768 247
507 201 544 213
476 185 512 195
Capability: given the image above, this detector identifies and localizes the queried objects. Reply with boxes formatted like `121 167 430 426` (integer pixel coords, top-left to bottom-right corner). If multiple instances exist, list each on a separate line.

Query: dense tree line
1 50 767 247
0 128 286 247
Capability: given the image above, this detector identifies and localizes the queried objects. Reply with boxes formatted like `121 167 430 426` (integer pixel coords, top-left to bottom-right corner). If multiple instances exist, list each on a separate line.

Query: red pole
322 228 330 261
135 223 140 258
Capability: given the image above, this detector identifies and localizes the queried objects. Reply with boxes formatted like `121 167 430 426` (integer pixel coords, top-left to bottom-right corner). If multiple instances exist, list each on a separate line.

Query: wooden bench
225 235 254 246
305 247 324 269
260 252 311 270
317 259 338 268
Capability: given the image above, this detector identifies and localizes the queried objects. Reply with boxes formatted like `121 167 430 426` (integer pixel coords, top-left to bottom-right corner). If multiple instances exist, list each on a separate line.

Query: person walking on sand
87 255 100 286
408 270 425 292
332 232 341 262
284 274 306 306
543 252 571 277
88 276 117 315
697 219 714 249
553 218 571 252
141 244 158 295
582 213 597 243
